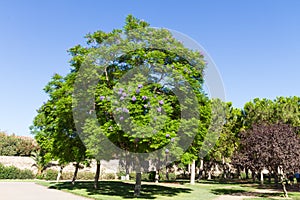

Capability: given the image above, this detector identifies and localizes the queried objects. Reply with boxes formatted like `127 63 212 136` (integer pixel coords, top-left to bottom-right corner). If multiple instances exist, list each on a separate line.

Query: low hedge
36 169 96 181
0 163 35 179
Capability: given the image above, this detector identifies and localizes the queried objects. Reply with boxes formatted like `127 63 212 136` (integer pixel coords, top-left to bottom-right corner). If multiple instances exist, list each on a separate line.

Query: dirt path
213 186 281 200
0 182 91 200
213 195 255 200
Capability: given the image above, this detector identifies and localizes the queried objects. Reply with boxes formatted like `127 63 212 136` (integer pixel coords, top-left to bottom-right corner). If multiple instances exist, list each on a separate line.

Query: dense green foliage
0 163 35 179
31 73 88 166
0 132 38 156
31 15 211 189
72 14 209 168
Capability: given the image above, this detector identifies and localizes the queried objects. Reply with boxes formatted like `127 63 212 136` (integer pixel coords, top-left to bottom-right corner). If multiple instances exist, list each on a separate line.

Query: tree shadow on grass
211 188 283 198
49 181 192 199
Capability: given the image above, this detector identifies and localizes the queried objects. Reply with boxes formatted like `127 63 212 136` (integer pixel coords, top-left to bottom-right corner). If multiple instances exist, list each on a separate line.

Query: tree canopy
232 122 300 176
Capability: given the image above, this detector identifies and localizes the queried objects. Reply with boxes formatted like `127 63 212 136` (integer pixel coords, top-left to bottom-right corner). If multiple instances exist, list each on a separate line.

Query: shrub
141 172 150 181
77 172 95 180
159 172 166 181
240 172 252 179
18 169 35 179
38 169 58 180
117 171 126 179
168 173 176 181
102 173 116 180
0 165 19 179
61 171 95 180
129 172 136 180
148 171 156 181
0 163 35 179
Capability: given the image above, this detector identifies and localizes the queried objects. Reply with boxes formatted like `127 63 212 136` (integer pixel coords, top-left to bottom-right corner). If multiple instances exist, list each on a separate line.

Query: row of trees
31 15 300 196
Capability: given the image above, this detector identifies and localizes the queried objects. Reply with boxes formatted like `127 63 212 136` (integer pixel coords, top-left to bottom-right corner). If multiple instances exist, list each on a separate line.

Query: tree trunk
125 154 130 180
155 170 159 183
125 168 130 181
134 172 142 197
260 170 264 185
274 170 279 185
72 162 79 185
252 171 256 182
190 160 196 184
237 166 241 180
282 181 288 198
166 166 169 181
94 160 101 189
245 167 249 179
56 165 64 183
208 169 212 180
222 156 227 179
280 168 284 183
197 159 204 180
188 164 191 174
277 166 284 183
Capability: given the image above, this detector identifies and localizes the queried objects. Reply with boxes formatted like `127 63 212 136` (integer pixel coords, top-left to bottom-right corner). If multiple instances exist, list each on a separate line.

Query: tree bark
94 160 101 189
260 170 264 185
71 162 79 185
236 166 241 179
123 152 130 180
197 159 204 180
282 181 288 198
166 166 169 181
208 169 212 180
190 160 196 184
222 156 227 179
56 165 64 183
274 173 279 185
134 172 142 197
155 170 159 183
125 168 130 181
245 167 249 179
252 170 256 182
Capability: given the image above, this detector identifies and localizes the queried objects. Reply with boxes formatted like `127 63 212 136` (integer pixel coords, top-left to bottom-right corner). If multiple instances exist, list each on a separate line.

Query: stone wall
0 156 119 175
0 156 37 173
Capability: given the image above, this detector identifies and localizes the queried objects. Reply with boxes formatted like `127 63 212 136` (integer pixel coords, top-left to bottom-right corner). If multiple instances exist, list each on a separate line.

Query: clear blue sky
0 0 299 136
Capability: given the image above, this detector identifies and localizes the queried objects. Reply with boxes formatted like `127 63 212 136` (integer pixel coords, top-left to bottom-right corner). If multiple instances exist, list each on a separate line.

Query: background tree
0 132 38 156
232 122 300 188
238 96 300 181
207 102 243 180
243 96 300 128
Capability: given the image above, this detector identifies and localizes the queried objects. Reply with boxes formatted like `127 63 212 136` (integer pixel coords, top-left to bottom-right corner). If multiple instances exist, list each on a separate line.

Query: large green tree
72 15 209 195
32 15 210 196
31 73 87 184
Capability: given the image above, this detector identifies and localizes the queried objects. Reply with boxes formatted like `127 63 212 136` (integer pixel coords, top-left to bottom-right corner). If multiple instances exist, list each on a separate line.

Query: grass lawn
0 179 35 182
37 180 219 200
36 179 300 200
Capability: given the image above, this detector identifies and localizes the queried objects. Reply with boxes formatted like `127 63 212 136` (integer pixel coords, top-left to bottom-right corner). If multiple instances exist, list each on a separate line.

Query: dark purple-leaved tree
232 122 300 196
